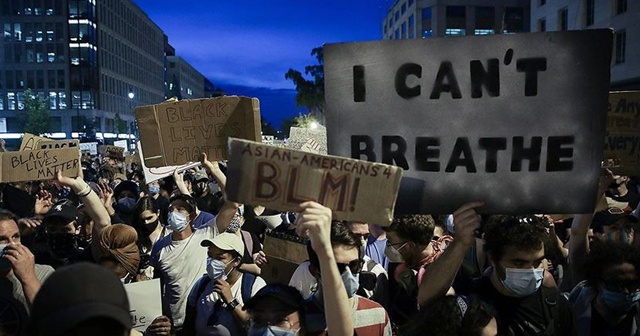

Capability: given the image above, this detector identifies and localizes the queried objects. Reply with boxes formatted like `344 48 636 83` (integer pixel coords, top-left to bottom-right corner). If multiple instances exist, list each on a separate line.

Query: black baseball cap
591 207 639 233
243 284 304 313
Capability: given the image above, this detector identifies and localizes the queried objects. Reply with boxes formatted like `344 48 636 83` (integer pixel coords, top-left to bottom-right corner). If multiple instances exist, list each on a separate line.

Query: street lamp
128 91 135 150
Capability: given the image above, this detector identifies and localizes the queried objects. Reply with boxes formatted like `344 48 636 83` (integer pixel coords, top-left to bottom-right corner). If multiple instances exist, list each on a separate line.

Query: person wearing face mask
420 203 577 336
149 193 238 333
569 240 640 335
112 180 140 225
183 232 267 335
145 180 170 226
303 220 391 335
381 214 449 327
244 284 306 336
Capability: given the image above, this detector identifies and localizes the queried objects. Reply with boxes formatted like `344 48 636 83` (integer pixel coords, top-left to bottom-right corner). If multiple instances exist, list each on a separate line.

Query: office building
530 0 639 89
383 0 530 40
0 0 209 147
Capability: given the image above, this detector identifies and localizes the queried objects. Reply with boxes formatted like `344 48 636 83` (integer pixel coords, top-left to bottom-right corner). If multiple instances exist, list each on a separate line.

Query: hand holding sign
452 202 484 247
295 201 333 255
145 315 171 336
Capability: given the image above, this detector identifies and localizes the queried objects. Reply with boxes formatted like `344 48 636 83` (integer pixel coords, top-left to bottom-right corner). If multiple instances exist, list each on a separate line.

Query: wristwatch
226 298 240 311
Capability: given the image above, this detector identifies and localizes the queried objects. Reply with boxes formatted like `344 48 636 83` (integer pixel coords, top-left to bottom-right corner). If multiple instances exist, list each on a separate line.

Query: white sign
138 142 200 183
113 140 128 153
124 279 162 332
79 142 98 155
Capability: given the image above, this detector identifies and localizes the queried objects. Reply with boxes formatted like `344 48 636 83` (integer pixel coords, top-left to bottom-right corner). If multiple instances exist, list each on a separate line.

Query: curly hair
404 295 494 336
384 214 435 245
483 215 546 263
584 240 640 290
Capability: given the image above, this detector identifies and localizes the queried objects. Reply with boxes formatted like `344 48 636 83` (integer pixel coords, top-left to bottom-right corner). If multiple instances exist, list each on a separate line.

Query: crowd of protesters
1 147 639 336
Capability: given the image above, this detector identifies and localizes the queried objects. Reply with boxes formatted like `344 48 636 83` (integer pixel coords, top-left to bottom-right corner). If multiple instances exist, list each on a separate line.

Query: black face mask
47 232 82 259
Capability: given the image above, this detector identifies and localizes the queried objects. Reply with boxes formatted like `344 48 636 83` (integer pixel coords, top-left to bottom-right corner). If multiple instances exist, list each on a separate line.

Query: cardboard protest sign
261 233 308 285
19 133 49 151
226 138 403 225
39 140 79 150
324 29 613 215
136 96 261 167
0 147 80 182
137 141 201 183
603 91 640 176
124 279 162 332
287 126 327 154
99 145 124 159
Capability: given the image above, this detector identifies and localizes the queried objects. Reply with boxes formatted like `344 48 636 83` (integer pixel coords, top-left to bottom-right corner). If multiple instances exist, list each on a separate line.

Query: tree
279 113 319 138
114 113 127 136
285 47 324 119
22 89 50 136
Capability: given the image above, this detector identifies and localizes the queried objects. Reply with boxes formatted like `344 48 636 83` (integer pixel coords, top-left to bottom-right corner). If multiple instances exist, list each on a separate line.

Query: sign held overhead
324 30 613 214
226 138 403 225
136 96 262 167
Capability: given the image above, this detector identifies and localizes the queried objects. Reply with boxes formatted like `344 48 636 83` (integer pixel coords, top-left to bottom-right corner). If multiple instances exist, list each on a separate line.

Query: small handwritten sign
39 140 79 150
603 91 640 176
124 279 162 332
19 133 50 151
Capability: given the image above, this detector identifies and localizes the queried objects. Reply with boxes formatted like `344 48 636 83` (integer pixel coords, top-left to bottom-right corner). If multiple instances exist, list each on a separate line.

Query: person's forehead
140 210 156 218
603 262 638 281
386 230 402 243
348 222 369 234
332 244 359 264
501 244 544 261
208 245 231 257
0 219 18 235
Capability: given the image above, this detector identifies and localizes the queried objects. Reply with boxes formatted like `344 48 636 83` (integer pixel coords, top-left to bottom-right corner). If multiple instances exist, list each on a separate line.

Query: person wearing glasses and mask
569 240 640 335
183 232 267 336
382 214 445 328
420 203 577 336
303 219 391 335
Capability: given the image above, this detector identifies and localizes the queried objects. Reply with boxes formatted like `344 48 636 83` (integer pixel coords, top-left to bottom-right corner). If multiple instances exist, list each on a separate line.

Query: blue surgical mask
167 211 188 232
601 288 640 312
248 326 299 336
148 185 160 196
206 258 232 281
341 268 360 298
500 267 544 297
118 197 136 212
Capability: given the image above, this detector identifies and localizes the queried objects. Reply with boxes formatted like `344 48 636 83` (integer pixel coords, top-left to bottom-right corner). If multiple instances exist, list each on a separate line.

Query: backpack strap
541 286 561 336
241 272 257 303
241 230 254 257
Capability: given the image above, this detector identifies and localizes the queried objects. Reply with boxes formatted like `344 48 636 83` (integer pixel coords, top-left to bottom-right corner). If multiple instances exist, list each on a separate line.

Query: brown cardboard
0 147 80 182
19 133 50 151
260 234 308 285
136 96 262 167
603 91 640 176
99 145 125 159
39 140 79 150
226 138 403 226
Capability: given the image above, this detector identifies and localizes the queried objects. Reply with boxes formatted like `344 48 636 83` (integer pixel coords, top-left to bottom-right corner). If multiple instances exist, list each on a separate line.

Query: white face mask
206 258 233 281
167 211 188 232
341 267 360 298
500 267 544 297
385 243 406 263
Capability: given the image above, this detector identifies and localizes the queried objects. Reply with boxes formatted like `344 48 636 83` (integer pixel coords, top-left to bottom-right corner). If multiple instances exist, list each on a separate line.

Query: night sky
133 0 390 128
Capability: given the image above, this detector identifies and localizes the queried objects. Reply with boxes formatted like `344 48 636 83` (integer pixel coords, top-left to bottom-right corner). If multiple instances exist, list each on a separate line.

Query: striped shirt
304 294 392 336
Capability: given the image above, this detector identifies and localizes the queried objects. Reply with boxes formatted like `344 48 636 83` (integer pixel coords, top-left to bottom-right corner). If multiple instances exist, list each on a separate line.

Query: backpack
194 272 257 304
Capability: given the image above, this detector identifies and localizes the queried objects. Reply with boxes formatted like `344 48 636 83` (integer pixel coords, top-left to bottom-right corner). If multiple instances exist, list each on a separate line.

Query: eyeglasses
336 258 364 275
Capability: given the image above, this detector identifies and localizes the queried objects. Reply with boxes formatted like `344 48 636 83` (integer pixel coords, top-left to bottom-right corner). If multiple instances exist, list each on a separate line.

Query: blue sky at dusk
133 0 390 128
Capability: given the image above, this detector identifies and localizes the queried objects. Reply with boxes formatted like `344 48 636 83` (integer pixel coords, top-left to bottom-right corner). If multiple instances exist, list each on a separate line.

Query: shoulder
354 296 390 329
248 275 267 296
34 264 55 281
199 211 214 221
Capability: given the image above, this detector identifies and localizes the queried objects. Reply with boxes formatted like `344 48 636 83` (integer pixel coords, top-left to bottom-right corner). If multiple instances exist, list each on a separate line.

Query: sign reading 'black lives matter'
325 30 613 215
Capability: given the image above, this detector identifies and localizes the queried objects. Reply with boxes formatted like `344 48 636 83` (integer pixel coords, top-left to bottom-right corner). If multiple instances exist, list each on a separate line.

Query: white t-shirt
150 220 218 328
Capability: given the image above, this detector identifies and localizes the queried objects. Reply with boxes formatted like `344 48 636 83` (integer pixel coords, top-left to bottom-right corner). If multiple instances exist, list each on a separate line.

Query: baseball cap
114 180 139 200
243 284 304 313
591 207 639 232
43 201 78 223
201 232 244 255
29 262 132 336
193 171 209 182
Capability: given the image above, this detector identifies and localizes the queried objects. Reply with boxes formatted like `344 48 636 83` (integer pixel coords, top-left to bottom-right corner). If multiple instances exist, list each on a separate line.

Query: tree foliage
114 113 128 135
285 47 324 115
279 113 319 138
23 89 50 135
